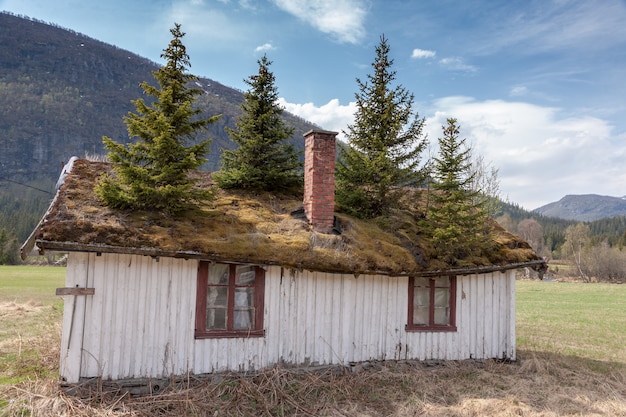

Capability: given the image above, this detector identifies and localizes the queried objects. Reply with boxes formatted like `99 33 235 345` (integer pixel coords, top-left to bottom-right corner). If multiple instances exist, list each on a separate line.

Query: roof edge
20 189 62 260
33 240 547 277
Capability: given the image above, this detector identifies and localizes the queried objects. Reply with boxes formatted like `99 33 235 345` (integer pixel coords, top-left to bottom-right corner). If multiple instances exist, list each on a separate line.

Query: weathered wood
60 253 90 383
56 287 95 296
34 239 544 277
60 253 520 382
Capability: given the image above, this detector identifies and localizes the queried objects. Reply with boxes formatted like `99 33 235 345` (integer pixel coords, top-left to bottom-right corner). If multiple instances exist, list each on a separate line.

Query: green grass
516 279 626 364
0 266 65 385
0 265 66 305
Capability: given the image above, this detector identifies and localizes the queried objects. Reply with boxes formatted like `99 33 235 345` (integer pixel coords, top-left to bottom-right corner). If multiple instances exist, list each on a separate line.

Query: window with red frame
195 261 265 338
406 275 457 331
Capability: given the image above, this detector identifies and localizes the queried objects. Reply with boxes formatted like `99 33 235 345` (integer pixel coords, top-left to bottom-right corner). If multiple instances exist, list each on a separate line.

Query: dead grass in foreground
1 345 624 416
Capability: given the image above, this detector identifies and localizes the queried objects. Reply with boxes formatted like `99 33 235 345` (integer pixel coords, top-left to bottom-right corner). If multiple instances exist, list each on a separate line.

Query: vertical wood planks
59 252 89 383
66 254 518 381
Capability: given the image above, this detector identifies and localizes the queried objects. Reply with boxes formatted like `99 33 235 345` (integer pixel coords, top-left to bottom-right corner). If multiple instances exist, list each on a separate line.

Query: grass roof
26 159 543 276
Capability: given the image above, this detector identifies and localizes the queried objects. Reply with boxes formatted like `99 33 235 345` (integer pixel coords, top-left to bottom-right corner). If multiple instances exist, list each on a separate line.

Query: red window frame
195 261 265 339
406 275 457 332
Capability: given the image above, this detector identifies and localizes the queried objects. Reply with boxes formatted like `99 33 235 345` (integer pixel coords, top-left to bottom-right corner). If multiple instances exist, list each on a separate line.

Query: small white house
22 130 545 388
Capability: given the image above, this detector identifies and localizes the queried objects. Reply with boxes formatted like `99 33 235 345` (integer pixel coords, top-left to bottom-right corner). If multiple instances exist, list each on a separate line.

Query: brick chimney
303 129 337 233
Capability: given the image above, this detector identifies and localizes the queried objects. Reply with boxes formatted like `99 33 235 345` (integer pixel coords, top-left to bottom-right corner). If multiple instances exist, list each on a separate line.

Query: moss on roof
29 159 543 275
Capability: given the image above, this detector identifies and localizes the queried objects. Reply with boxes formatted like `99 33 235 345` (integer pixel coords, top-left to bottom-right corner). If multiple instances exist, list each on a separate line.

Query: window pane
414 287 430 307
236 265 256 285
234 287 255 308
234 288 255 329
434 306 450 325
434 288 449 308
434 286 450 325
413 283 430 325
206 308 227 329
209 264 229 285
207 287 228 308
413 306 429 325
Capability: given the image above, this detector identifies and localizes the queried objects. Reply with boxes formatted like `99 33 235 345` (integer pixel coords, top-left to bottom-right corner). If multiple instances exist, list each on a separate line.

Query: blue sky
2 0 626 209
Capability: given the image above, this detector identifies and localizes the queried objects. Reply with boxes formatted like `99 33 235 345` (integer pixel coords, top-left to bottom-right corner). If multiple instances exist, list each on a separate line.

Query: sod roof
22 159 545 276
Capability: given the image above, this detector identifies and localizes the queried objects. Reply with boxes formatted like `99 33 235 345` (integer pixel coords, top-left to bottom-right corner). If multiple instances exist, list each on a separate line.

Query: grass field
0 266 65 389
0 266 624 416
517 280 626 364
0 265 65 304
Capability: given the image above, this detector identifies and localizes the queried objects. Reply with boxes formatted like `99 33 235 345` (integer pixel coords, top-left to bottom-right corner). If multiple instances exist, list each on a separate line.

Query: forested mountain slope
0 12 317 244
0 12 317 182
497 200 626 256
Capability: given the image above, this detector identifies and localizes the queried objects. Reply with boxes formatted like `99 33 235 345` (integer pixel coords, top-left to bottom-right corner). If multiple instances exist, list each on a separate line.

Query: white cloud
439 57 477 72
155 1 254 46
279 94 626 210
425 96 622 209
277 98 356 140
255 43 275 52
509 86 528 97
411 48 436 59
271 0 367 44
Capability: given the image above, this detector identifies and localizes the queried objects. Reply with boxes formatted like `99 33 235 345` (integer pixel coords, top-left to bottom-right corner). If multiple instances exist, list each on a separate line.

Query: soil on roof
34 159 541 275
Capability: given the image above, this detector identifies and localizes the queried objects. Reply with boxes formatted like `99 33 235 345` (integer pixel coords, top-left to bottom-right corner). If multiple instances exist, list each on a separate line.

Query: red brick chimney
303 129 337 233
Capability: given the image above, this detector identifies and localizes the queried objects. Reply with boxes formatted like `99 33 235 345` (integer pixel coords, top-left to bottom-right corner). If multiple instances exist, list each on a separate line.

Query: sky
2 0 626 210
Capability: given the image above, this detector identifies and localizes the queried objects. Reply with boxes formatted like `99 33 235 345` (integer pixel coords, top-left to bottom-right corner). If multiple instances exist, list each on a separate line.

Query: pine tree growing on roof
336 35 428 218
425 118 489 261
96 23 220 214
214 55 301 192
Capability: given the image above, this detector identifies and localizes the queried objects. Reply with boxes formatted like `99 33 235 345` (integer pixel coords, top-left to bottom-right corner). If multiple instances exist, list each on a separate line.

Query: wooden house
21 130 545 387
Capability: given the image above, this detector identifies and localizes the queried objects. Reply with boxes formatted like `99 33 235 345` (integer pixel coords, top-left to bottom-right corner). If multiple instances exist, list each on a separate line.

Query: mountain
0 12 318 184
533 194 626 222
0 12 320 246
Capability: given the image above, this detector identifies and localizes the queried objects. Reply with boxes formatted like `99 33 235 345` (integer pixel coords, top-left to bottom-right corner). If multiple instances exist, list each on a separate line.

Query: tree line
496 203 626 281
0 179 53 264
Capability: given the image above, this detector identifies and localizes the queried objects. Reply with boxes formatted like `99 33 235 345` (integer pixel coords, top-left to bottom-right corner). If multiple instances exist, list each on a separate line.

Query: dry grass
0 301 62 388
1 274 625 416
1 349 624 416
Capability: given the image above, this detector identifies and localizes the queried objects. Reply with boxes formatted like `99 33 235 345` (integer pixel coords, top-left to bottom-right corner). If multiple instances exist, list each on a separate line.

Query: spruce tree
214 55 301 191
336 35 428 218
427 118 488 260
96 23 220 214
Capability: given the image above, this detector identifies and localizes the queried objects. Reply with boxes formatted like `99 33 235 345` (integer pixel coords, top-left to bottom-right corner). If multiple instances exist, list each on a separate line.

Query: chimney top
303 129 338 137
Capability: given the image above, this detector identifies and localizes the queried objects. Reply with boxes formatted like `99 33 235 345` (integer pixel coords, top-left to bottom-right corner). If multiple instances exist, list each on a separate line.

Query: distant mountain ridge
533 194 626 221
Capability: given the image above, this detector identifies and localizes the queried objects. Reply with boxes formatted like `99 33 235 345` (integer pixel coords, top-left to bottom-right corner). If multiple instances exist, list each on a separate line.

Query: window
195 261 265 338
406 275 456 331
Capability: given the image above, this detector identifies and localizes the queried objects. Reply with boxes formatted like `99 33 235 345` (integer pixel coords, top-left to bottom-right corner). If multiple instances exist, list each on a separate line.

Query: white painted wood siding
60 253 516 382
404 271 516 361
60 252 198 382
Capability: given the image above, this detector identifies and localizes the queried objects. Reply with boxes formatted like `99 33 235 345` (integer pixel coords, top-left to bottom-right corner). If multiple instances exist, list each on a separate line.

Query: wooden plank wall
60 253 515 382
61 252 198 382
